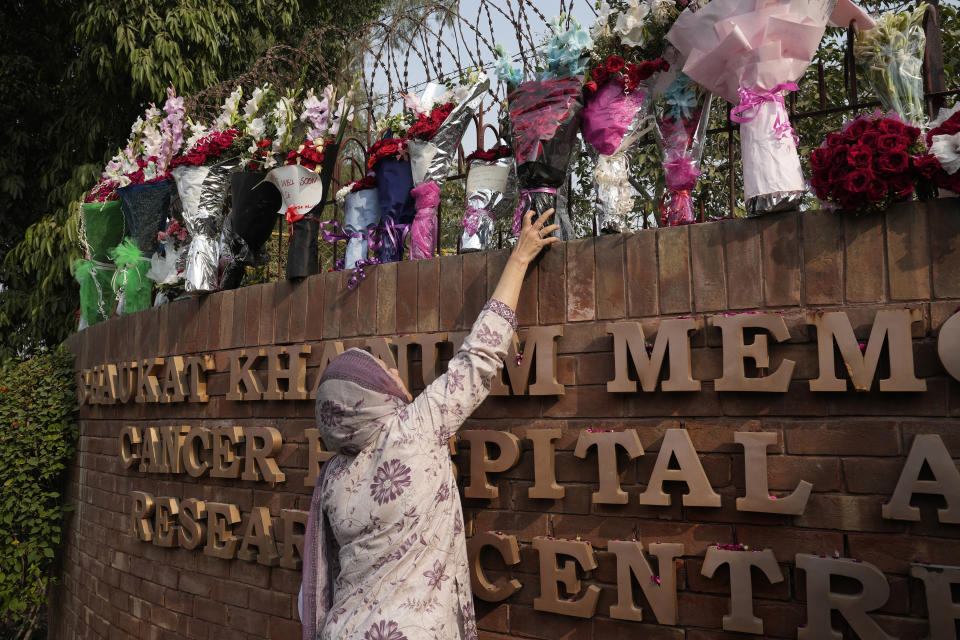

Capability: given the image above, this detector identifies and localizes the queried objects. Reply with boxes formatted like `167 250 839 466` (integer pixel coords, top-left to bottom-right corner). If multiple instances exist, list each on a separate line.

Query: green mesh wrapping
110 239 153 314
81 200 126 262
72 258 116 325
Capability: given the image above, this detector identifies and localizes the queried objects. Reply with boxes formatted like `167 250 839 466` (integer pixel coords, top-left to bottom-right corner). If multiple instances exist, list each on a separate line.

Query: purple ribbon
380 218 411 254
461 205 495 237
730 83 800 144
346 257 381 290
319 219 364 244
512 187 557 236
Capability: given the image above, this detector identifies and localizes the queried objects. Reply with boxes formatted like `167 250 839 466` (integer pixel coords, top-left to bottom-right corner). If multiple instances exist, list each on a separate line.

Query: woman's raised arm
406 209 559 445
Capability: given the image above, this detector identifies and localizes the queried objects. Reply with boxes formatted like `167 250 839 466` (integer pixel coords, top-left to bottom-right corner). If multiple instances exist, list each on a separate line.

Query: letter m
606 319 700 393
807 309 925 392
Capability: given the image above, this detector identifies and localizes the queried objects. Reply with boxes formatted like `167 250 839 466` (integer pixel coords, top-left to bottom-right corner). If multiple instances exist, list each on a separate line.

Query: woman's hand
489 209 560 313
512 209 560 266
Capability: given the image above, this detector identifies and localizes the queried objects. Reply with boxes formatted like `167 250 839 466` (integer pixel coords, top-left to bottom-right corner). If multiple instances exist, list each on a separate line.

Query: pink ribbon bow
729 83 800 144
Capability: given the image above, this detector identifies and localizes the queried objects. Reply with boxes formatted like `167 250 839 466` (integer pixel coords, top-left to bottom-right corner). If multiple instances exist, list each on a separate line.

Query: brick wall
54 200 960 639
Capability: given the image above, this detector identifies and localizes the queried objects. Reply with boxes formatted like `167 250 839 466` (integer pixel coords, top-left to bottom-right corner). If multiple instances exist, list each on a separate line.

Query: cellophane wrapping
73 258 116 325
654 72 712 226
582 80 654 233
460 157 516 252
81 200 126 262
343 188 381 269
267 164 323 279
219 171 282 290
172 158 241 293
740 96 805 215
508 76 585 239
374 158 415 263
408 75 490 259
117 181 172 254
855 6 926 126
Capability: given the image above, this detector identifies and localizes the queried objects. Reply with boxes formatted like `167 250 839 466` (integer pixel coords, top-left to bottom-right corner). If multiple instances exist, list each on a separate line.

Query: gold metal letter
608 540 683 624
467 532 522 602
574 429 644 504
606 319 700 393
712 313 795 392
882 434 960 523
736 432 811 515
460 430 521 499
637 428 721 507
532 537 601 618
702 546 784 634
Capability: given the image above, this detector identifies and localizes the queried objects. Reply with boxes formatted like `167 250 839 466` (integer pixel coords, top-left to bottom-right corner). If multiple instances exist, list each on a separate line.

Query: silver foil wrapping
460 156 517 252
172 157 242 294
409 74 491 187
746 190 806 216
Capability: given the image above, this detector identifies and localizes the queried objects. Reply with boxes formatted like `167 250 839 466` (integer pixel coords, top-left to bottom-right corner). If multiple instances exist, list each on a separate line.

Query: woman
300 209 559 640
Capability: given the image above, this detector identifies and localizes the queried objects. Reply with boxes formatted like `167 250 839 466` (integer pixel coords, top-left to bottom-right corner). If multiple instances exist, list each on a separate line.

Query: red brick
439 256 463 331
396 260 419 332
689 222 727 312
287 278 310 342
846 533 960 573
724 218 761 309
784 420 900 455
256 284 274 345
269 615 302 640
417 257 440 332
929 198 960 298
796 494 904 532
376 261 397 335
508 604 592 639
842 457 905 494
626 229 659 318
826 379 948 417
844 212 886 303
886 202 931 301
241 285 262 347
272 281 293 344
735 525 844 563
338 273 359 338
303 275 324 341
760 211 801 307
321 271 342 339
485 248 510 300
595 234 627 320
592 618 685 639
356 265 379 335
801 209 844 305
475 601 509 633
516 256 539 327
567 238 596 321
461 251 487 330
537 241 566 324
657 226 691 314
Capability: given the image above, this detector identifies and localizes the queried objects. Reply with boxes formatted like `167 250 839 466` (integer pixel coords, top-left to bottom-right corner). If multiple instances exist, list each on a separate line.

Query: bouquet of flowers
73 182 126 326
495 15 592 240
855 6 926 127
810 111 924 214
404 71 490 259
147 218 192 305
332 175 380 269
219 84 283 290
460 145 517 252
668 0 874 215
170 86 247 293
109 238 153 314
269 85 354 279
915 104 960 195
110 87 185 254
367 134 414 263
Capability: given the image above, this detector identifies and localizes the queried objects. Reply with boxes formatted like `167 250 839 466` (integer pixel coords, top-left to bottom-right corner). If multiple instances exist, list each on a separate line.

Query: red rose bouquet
810 112 925 214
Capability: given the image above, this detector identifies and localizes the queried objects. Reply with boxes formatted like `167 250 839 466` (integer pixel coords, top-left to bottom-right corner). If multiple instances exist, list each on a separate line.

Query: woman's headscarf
301 348 408 640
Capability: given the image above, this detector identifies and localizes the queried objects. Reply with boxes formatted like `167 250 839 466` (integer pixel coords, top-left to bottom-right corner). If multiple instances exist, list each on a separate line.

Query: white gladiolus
247 117 266 141
185 120 209 150
214 86 243 130
244 85 268 121
931 132 960 175
614 0 650 47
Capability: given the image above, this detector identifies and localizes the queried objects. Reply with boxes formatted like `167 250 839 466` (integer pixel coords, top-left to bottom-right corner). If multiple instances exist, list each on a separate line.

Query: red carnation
605 56 626 74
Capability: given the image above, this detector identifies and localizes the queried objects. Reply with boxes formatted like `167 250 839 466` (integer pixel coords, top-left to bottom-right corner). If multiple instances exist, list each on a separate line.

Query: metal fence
208 0 956 281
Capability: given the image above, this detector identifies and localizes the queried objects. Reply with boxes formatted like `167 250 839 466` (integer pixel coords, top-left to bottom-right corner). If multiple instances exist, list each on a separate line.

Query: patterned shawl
301 348 409 640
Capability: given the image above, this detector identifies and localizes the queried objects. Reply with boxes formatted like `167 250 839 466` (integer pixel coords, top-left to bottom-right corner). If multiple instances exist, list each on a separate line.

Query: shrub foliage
0 348 77 638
